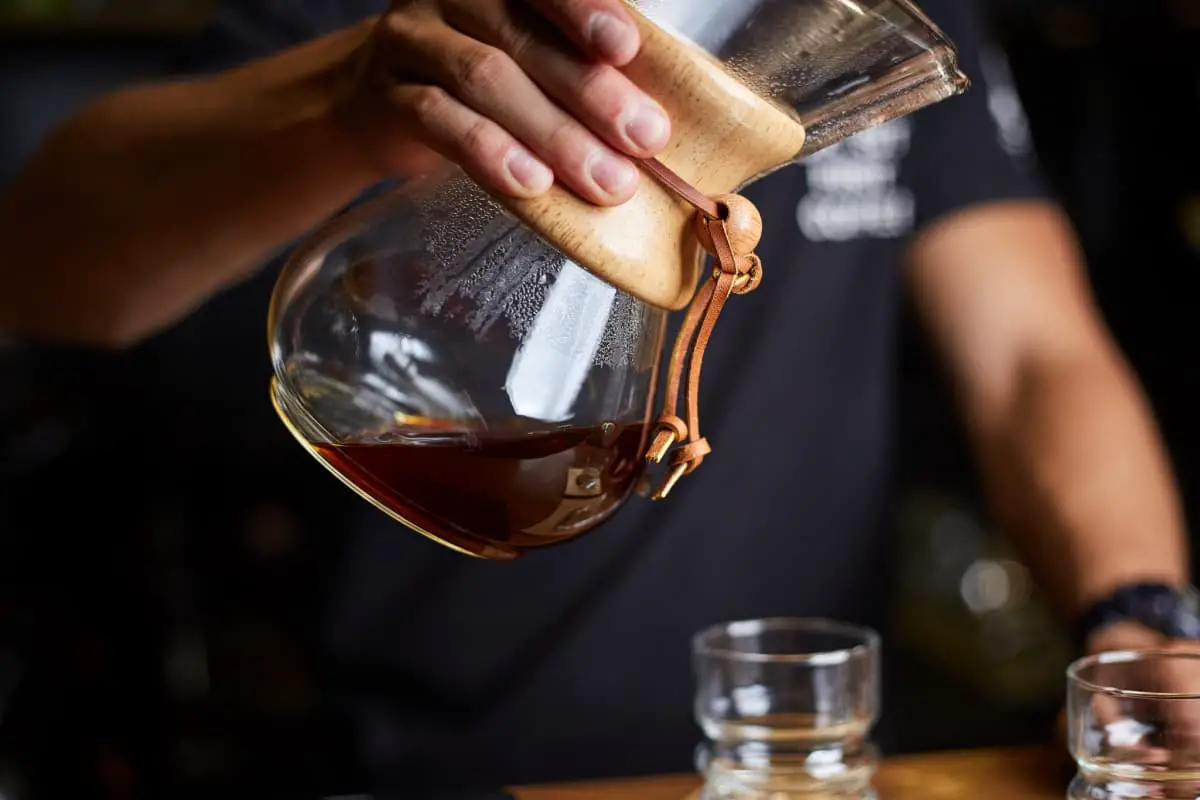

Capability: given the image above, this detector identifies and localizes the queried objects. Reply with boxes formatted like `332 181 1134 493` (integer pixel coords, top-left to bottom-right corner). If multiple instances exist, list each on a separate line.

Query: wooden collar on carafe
637 157 764 500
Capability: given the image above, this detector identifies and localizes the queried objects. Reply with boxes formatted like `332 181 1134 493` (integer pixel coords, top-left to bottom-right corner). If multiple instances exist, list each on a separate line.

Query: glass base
697 742 878 800
701 774 878 800
1069 771 1200 800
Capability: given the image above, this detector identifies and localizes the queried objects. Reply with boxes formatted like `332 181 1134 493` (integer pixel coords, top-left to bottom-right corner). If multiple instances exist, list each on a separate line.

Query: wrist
1084 620 1166 655
210 17 385 198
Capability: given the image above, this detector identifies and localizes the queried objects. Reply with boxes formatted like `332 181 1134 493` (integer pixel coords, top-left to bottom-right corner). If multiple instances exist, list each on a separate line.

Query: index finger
526 0 641 65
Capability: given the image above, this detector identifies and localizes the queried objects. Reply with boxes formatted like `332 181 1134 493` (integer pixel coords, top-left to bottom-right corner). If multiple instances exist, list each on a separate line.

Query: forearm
0 19 379 347
968 346 1189 621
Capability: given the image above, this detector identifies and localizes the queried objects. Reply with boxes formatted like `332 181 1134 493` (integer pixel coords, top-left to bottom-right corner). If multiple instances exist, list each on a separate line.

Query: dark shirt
0 1 1048 796
294 0 1047 788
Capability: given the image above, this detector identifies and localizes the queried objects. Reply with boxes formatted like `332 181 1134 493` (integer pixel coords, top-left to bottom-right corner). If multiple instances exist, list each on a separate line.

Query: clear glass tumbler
693 618 881 799
1068 649 1200 799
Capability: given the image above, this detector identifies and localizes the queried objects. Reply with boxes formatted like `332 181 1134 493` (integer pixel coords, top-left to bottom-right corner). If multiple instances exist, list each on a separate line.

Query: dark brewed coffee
314 423 647 559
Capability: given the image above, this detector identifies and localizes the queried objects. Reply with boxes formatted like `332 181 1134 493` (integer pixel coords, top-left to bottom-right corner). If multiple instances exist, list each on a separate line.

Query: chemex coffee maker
267 0 970 560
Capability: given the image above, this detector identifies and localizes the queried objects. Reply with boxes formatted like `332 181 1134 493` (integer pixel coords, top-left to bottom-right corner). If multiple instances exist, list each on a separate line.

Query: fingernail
588 151 637 198
587 12 638 63
506 147 553 193
624 104 670 153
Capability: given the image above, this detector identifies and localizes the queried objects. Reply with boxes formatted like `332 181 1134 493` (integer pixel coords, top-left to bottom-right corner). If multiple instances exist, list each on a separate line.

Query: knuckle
574 63 621 112
459 119 503 161
380 11 406 39
378 8 418 44
455 46 512 95
544 119 588 164
497 22 536 60
407 85 451 126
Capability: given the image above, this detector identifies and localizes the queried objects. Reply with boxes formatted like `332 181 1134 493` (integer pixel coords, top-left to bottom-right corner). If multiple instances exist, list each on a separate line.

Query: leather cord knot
725 254 763 295
637 158 766 500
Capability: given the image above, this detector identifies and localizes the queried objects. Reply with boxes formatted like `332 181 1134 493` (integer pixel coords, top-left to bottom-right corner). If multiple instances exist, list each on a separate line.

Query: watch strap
1073 582 1200 650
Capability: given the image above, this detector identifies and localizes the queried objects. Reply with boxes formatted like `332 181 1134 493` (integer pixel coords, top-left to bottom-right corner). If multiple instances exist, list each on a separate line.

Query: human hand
341 0 672 206
0 0 673 348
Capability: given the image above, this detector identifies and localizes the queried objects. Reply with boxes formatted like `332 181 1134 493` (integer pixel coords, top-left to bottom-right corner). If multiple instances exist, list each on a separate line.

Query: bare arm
906 201 1189 633
0 22 383 346
0 0 667 347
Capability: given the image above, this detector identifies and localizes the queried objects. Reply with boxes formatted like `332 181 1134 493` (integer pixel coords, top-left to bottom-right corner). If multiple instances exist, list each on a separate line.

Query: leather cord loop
636 158 766 500
644 414 688 464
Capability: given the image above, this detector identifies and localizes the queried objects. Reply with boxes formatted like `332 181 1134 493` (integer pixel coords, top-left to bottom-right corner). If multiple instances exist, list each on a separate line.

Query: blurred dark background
0 0 1198 796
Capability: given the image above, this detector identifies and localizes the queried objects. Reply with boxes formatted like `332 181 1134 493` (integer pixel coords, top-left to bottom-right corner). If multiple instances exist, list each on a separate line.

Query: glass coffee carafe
268 0 970 561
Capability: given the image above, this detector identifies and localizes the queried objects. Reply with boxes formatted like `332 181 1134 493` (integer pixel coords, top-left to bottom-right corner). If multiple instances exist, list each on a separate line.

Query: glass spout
632 0 970 158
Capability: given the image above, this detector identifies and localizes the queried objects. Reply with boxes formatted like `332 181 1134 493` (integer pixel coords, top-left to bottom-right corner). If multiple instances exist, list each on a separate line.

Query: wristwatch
1073 582 1200 650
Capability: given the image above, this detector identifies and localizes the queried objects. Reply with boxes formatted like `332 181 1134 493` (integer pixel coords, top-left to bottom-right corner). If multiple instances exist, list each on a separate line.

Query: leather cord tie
637 157 765 500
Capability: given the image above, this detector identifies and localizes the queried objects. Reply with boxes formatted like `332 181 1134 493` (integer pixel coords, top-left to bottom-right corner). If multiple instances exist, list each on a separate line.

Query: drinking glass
693 618 881 799
1068 649 1200 799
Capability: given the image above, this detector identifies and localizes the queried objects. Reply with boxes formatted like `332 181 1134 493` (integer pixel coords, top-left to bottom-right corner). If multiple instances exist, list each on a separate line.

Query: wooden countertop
516 746 1068 799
